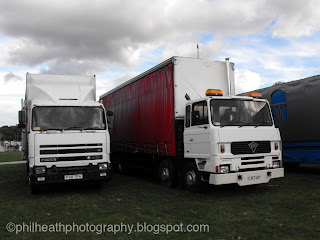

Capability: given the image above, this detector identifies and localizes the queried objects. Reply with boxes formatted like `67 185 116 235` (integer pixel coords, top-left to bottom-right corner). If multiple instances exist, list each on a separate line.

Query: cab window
185 105 191 128
192 101 208 126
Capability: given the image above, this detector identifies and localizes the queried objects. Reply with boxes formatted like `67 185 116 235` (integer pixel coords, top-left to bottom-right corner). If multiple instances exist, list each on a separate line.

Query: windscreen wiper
41 128 61 132
81 127 102 131
224 121 244 127
236 123 244 128
62 127 83 131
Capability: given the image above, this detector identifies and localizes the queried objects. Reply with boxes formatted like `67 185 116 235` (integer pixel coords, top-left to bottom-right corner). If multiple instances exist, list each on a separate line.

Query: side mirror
19 110 25 123
18 111 26 128
18 111 26 125
106 110 113 117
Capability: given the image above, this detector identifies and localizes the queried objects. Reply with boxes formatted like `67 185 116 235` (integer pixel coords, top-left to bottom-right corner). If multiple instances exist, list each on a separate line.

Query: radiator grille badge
248 141 258 153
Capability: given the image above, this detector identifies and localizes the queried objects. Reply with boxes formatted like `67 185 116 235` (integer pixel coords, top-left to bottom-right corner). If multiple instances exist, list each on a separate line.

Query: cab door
184 101 210 159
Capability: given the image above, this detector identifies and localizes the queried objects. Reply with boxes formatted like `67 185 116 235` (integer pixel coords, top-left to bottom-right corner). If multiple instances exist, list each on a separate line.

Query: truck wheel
284 162 300 169
118 160 125 175
112 160 119 173
30 183 41 194
183 161 207 192
159 160 177 188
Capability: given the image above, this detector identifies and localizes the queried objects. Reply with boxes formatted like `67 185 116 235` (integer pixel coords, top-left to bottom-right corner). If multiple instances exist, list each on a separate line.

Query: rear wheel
183 161 207 192
159 160 177 188
30 182 41 194
118 160 126 174
284 162 300 169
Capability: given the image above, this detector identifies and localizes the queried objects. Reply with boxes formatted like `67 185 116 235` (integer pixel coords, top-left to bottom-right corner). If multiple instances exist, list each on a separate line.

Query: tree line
0 126 21 141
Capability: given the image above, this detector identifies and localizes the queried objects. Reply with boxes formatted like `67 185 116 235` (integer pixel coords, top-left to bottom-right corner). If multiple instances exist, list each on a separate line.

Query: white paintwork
183 90 284 186
26 73 96 108
173 57 235 119
217 126 280 144
32 132 110 167
185 124 282 172
184 125 211 159
21 73 110 182
209 168 284 186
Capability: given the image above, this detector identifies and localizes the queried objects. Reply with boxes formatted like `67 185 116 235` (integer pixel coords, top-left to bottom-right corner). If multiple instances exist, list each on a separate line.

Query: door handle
190 138 193 142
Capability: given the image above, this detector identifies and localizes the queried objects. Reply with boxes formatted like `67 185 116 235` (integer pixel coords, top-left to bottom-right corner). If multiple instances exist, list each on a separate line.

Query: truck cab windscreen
210 99 272 127
32 106 106 131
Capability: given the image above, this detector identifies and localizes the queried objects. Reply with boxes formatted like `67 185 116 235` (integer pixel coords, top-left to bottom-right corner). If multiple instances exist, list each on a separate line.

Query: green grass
0 151 22 162
0 163 320 240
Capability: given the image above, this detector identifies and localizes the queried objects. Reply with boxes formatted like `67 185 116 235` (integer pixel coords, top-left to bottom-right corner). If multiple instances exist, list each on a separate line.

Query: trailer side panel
102 64 176 156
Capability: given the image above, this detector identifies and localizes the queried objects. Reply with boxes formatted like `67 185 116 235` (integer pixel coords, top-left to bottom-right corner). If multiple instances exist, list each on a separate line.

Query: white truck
100 57 284 192
18 73 112 193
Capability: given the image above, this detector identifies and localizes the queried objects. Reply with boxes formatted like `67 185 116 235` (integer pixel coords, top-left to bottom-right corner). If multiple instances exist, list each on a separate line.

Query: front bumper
209 168 284 186
30 164 112 185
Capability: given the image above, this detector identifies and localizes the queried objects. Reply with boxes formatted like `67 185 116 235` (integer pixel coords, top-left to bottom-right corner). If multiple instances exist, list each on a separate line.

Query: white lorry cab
19 73 112 193
184 89 284 190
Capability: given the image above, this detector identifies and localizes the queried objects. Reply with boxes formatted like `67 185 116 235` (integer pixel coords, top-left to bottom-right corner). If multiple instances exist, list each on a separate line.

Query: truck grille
40 155 102 162
40 143 102 148
231 141 271 155
40 148 102 155
39 143 103 162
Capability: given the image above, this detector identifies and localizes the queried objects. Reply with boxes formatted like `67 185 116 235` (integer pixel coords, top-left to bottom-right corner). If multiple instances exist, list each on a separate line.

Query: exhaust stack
225 58 232 96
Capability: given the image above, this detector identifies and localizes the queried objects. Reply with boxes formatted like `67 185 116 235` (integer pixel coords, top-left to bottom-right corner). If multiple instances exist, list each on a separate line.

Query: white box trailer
19 73 112 193
100 57 284 191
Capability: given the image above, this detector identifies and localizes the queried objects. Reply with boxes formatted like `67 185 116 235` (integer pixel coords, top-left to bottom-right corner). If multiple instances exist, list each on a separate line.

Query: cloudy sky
1 0 320 126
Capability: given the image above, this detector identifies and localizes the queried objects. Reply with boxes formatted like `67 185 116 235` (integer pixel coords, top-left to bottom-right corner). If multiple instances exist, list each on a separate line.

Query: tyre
30 183 41 194
183 161 207 192
118 160 125 175
112 160 119 173
284 162 300 169
159 159 177 188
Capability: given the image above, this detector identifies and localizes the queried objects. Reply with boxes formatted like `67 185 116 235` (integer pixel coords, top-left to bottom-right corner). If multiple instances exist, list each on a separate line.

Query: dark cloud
0 0 318 75
4 72 22 83
0 0 277 73
39 59 107 75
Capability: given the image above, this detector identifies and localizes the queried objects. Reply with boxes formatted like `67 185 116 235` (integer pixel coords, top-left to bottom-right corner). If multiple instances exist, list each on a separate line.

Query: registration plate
64 174 83 180
247 175 261 181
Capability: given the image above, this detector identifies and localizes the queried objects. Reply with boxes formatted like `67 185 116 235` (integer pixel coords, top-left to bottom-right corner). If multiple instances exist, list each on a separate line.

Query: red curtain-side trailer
101 64 181 157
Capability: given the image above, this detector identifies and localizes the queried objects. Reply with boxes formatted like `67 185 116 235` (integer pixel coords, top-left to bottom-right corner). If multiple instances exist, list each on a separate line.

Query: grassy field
0 151 22 162
0 162 320 240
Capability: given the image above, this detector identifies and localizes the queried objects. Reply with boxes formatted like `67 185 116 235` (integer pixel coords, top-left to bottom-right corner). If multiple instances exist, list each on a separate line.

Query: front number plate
247 175 261 181
64 174 83 180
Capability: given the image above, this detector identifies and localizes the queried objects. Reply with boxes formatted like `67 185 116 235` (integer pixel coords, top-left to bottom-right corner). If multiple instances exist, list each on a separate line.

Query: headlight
274 142 279 151
273 161 281 168
98 163 108 170
35 166 46 174
220 165 230 173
